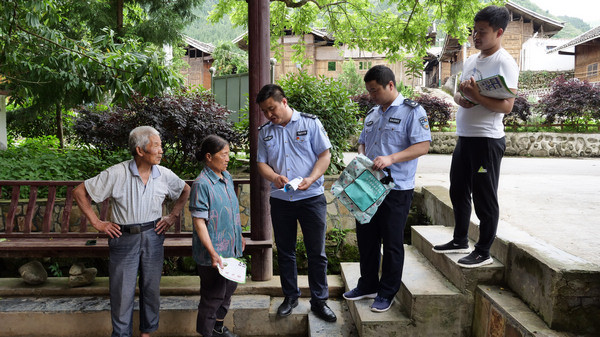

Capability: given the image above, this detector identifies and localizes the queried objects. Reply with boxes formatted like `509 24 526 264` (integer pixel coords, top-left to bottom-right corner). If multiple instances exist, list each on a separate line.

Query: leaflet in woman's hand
218 257 247 283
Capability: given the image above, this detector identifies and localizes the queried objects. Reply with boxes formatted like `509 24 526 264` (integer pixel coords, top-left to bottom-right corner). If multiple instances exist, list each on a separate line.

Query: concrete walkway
344 153 600 266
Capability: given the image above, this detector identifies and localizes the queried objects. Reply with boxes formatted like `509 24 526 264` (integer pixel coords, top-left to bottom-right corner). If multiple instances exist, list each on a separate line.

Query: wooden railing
0 179 272 278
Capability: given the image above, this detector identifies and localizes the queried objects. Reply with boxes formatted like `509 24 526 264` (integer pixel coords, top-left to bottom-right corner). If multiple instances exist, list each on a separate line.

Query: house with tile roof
233 29 424 88
181 36 215 89
548 26 600 83
426 1 565 88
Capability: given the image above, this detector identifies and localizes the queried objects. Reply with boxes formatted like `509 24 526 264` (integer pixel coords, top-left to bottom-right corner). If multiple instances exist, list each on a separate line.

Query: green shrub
7 105 77 140
277 72 361 174
74 88 242 179
519 70 574 90
0 136 130 198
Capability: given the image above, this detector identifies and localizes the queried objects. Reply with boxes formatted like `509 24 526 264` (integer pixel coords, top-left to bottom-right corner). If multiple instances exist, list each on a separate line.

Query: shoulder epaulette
366 107 376 116
258 121 271 130
300 112 317 119
403 98 420 108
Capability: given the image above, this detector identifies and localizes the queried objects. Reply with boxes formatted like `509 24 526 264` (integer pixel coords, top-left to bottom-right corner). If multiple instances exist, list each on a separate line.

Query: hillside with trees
512 0 591 39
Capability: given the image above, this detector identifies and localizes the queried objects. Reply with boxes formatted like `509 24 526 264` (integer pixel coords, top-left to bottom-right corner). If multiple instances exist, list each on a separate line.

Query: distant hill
183 0 245 45
512 0 591 39
183 0 591 45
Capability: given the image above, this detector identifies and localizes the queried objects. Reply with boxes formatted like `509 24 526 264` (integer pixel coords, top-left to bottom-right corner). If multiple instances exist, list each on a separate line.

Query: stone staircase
1 185 598 336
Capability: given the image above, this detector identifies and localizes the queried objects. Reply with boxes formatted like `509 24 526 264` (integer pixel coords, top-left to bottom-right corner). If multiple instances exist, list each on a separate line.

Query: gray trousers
108 229 165 337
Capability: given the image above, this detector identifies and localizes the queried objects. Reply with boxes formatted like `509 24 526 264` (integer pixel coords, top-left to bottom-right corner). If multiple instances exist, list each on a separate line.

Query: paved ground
344 153 600 265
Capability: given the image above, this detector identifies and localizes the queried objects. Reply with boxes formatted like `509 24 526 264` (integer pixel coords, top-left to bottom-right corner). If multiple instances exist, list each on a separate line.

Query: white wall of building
521 38 574 71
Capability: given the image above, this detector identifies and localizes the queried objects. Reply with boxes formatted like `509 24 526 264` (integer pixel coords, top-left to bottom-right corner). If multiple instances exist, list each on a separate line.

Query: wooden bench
0 180 272 261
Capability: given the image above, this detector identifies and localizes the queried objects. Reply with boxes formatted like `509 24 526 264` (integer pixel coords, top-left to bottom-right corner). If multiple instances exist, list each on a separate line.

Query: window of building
328 61 336 71
358 61 372 70
587 63 598 77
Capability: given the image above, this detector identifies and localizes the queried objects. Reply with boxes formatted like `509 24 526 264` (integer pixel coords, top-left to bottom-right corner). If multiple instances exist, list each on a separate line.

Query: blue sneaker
370 296 394 312
343 287 377 301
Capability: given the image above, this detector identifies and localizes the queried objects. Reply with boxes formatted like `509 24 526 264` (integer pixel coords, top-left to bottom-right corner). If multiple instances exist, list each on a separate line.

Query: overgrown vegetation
518 70 575 90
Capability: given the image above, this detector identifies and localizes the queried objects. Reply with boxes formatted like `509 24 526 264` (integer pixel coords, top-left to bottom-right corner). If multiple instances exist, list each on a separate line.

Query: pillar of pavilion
248 0 273 281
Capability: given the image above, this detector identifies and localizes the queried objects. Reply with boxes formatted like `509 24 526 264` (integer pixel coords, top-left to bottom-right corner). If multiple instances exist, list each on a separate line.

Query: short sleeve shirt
84 160 186 225
189 166 243 266
457 48 519 138
257 109 332 201
358 94 432 190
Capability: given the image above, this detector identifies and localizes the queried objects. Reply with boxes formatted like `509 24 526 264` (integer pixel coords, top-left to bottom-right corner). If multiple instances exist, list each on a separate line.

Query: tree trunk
116 0 123 34
56 104 64 149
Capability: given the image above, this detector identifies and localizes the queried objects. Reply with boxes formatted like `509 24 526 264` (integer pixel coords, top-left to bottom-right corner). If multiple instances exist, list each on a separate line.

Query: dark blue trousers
355 189 413 300
270 194 329 304
449 136 505 255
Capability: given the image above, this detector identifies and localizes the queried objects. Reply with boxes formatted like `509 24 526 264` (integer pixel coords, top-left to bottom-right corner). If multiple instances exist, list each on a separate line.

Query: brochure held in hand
461 74 517 104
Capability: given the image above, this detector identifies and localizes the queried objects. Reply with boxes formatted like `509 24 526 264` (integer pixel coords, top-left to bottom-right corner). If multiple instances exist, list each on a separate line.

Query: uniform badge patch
296 130 308 136
389 117 401 124
419 116 430 130
366 121 374 127
263 135 273 141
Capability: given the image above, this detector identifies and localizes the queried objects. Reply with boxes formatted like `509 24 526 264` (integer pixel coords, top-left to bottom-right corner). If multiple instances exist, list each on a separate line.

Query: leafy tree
338 60 366 96
537 76 600 128
211 41 249 75
0 0 199 147
210 0 496 74
183 0 246 44
277 72 360 174
74 88 241 179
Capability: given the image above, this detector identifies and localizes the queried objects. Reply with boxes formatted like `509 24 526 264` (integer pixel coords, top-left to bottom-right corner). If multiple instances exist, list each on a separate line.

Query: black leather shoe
311 301 337 322
277 297 299 317
212 326 239 337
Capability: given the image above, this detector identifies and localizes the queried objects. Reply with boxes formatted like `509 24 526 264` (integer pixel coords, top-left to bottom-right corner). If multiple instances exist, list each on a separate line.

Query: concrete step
473 285 572 337
0 294 271 337
0 295 359 337
399 245 467 336
0 274 345 298
417 185 600 335
306 299 359 337
411 225 504 294
340 262 416 337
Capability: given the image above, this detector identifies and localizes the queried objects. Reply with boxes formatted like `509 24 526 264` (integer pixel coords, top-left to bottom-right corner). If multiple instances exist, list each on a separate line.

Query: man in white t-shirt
433 5 519 268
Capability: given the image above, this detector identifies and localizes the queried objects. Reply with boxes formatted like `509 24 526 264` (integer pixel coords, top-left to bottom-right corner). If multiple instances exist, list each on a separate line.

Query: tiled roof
183 36 215 54
547 26 600 53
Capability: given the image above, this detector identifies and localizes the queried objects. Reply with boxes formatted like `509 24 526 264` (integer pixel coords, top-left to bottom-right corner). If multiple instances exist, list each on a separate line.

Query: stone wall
430 132 600 157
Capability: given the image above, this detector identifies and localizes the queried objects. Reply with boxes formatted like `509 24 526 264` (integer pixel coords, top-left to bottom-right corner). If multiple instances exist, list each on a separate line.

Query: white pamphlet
282 176 303 192
218 257 247 284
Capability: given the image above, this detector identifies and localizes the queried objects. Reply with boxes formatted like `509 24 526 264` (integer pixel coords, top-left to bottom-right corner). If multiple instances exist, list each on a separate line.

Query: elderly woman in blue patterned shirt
189 135 245 337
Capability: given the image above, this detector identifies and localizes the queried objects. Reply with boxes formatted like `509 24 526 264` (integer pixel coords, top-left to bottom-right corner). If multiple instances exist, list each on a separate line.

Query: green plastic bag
331 154 395 224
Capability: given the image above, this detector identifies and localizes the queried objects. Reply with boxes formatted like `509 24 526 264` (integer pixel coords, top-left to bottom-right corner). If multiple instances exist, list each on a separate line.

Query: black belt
119 218 160 234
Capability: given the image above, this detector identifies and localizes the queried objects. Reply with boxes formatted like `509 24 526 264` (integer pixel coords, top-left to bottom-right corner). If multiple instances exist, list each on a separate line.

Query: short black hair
474 5 510 31
364 65 396 88
196 135 229 162
256 84 286 104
